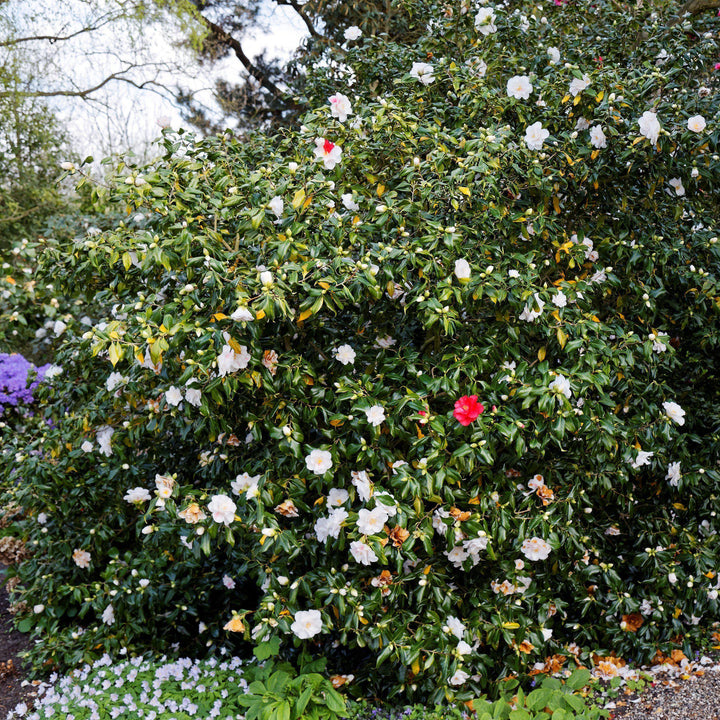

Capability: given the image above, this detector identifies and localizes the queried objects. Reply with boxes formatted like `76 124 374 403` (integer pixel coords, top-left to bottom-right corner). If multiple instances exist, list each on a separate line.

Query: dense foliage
2 0 719 706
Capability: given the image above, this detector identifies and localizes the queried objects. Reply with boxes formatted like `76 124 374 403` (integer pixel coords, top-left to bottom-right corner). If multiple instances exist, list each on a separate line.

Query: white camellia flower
315 508 348 542
53 319 67 336
81 440 94 453
217 344 250 376
351 470 372 501
446 615 465 640
638 111 661 144
445 545 469 569
165 386 183 406
260 270 274 287
457 640 472 656
663 401 686 426
185 383 202 407
448 669 469 686
305 449 333 475
268 196 284 217
474 7 497 34
231 306 254 322
365 405 386 427
547 46 561 64
313 137 343 170
96 426 114 457
207 494 237 525
334 344 356 365
569 74 591 97
687 115 706 133
329 93 353 122
668 572 678 584
590 125 607 149
350 540 378 565
630 449 654 469
102 604 115 625
410 62 435 85
519 293 545 322
549 374 572 399
356 507 389 535
231 472 261 498
72 549 91 568
666 462 681 487
668 178 685 197
124 487 151 503
106 372 127 392
291 609 323 639
506 75 533 100
524 122 549 151
521 537 552 561
341 193 360 211
327 488 349 507
454 258 471 282
552 290 567 308
344 25 362 41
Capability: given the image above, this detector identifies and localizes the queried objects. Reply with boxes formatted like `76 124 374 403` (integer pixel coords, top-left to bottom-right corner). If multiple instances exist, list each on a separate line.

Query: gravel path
609 665 720 720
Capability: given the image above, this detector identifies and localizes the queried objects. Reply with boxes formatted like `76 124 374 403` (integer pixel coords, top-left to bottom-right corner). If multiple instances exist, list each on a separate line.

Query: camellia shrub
4 0 720 703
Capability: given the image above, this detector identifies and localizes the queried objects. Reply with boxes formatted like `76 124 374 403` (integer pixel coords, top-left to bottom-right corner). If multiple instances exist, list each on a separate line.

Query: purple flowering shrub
0 353 51 415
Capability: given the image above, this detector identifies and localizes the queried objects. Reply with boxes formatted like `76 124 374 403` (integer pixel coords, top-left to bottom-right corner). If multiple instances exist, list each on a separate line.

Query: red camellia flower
453 395 485 426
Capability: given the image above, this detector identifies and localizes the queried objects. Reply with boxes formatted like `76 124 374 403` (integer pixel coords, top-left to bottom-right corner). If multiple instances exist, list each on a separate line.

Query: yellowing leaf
556 327 568 349
158 324 168 333
212 313 228 321
108 343 123 367
553 196 561 214
297 308 313 323
468 496 480 505
377 183 386 197
590 149 600 161
561 94 570 104
4 275 16 284
538 346 546 362
304 375 314 385
502 622 520 629
573 95 581 106
672 503 687 511
291 188 306 209
358 615 369 625
329 419 344 427
596 90 604 103
318 281 330 290
302 195 313 211
411 658 421 675
458 186 471 197
255 309 266 320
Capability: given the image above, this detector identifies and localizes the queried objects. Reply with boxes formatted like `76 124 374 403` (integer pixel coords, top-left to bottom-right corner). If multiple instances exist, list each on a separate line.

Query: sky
1 0 307 163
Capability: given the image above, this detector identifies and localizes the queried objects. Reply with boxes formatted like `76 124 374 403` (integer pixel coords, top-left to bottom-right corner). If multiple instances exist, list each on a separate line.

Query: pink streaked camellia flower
314 137 343 170
453 395 485 426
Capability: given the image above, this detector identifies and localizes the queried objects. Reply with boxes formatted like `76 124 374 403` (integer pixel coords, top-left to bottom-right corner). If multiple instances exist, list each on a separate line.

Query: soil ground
0 566 37 717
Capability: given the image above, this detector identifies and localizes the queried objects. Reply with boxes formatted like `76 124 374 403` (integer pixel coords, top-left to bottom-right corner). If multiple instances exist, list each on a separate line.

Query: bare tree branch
198 13 298 109
273 0 323 40
0 10 118 48
678 0 720 14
